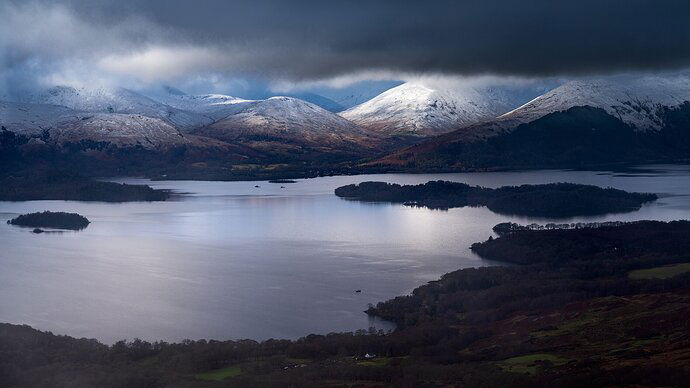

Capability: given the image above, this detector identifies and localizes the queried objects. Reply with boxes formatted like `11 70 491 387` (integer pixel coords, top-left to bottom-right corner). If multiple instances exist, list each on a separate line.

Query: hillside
196 96 384 161
0 101 79 136
47 113 195 149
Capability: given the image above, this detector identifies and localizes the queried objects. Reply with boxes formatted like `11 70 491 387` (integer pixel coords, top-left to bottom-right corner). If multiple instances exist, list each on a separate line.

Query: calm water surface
2 165 690 343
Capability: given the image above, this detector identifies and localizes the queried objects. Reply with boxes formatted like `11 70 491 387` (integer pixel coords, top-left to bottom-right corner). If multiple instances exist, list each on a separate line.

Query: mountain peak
340 82 523 136
235 95 345 121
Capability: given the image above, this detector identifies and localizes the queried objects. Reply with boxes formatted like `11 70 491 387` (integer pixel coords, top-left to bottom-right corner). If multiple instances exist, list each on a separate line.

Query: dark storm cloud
3 0 690 87
71 0 690 77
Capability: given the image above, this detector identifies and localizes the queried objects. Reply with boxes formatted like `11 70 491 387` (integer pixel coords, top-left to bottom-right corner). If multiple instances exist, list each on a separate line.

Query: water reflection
1 165 689 343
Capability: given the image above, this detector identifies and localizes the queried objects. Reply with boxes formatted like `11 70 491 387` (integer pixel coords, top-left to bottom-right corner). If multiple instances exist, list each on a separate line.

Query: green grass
628 263 690 280
284 358 311 364
356 358 391 367
498 353 569 375
194 365 243 381
356 356 409 367
530 312 601 338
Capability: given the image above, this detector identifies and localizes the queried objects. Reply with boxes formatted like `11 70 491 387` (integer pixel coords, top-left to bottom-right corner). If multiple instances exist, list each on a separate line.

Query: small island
335 181 657 217
7 211 90 231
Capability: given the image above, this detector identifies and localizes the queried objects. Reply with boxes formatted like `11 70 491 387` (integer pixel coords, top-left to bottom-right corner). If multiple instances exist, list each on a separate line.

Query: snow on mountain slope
340 83 521 137
200 96 379 148
0 100 246 151
48 113 193 150
372 74 690 168
155 93 254 121
23 86 212 130
497 76 690 131
316 80 404 110
424 75 690 144
0 101 80 136
276 92 343 112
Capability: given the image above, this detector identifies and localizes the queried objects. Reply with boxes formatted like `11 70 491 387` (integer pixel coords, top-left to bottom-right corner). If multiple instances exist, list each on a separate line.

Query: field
629 263 690 279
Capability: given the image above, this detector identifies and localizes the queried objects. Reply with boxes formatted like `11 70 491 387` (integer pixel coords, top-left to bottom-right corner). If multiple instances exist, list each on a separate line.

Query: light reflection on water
1 165 689 343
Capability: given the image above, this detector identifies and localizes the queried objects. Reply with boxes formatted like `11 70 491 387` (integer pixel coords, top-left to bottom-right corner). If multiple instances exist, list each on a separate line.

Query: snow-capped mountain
0 101 211 150
437 75 690 143
22 86 212 130
2 88 380 156
496 76 690 131
316 80 404 110
197 96 380 151
0 101 80 136
340 82 525 137
6 73 690 168
373 74 690 169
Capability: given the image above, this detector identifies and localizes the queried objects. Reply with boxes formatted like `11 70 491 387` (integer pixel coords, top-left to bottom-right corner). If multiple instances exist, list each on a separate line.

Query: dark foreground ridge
1 220 689 386
373 104 690 171
7 211 90 230
0 170 170 202
335 181 657 217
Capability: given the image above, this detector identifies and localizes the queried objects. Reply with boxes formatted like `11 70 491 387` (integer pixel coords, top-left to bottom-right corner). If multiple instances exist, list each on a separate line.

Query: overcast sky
2 0 690 96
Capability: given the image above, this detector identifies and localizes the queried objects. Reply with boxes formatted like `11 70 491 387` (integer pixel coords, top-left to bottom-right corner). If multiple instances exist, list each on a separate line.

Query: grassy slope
629 263 690 279
195 366 243 381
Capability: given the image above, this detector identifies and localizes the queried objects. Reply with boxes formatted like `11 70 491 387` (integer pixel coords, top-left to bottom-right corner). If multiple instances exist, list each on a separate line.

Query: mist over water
1 165 689 343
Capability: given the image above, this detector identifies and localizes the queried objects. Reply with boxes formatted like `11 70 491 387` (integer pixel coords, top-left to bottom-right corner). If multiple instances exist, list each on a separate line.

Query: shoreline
2 220 689 385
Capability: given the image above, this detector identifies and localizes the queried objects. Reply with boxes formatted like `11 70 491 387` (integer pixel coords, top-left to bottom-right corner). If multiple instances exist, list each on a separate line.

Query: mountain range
3 74 690 175
21 86 213 131
374 75 690 169
195 96 384 159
